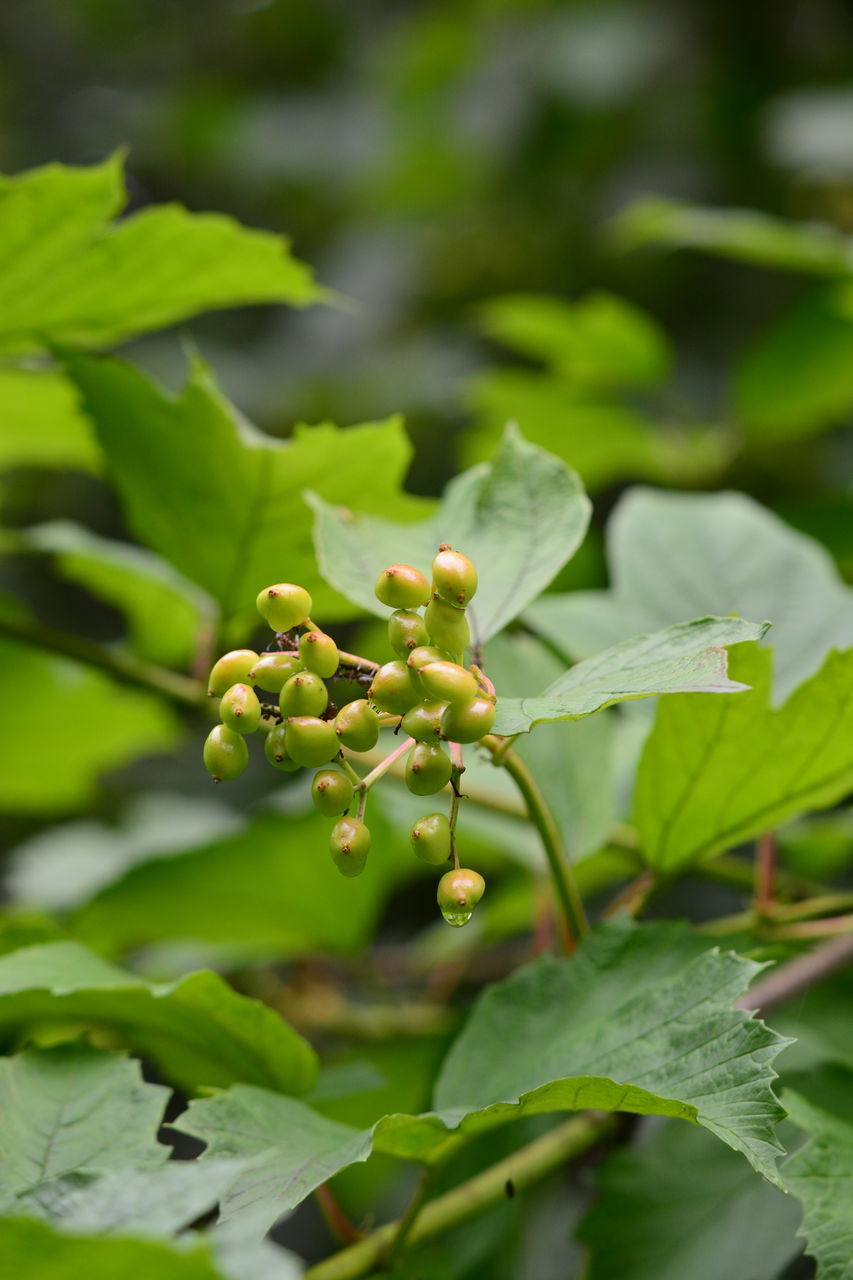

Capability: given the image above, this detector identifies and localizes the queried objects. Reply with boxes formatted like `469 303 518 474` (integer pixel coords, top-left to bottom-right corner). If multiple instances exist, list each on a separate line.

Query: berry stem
358 737 416 792
337 756 363 788
448 741 464 869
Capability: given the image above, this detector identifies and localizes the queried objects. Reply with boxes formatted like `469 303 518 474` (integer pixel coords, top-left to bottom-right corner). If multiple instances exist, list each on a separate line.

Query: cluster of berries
202 547 490 926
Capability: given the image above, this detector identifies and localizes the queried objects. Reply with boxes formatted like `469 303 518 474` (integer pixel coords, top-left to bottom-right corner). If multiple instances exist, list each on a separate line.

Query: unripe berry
410 813 452 865
437 867 486 926
424 598 470 656
388 609 430 658
418 660 478 706
369 660 419 716
312 768 355 816
374 564 431 610
330 817 371 876
208 650 259 698
264 723 301 771
432 546 478 607
299 630 339 678
220 683 262 734
203 724 249 782
256 583 312 632
401 701 445 743
441 696 496 743
284 716 339 768
279 671 329 718
406 645 450 694
405 742 452 796
335 699 380 752
248 651 303 692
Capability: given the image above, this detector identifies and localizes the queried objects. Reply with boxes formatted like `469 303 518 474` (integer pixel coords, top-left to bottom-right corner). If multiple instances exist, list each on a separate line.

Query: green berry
440 696 496 743
219 683 262 734
279 671 329 718
401 701 445 743
437 867 486 926
284 716 339 768
335 699 380 751
410 813 452 865
406 645 450 694
374 564 431 610
387 609 430 658
369 660 420 716
424 598 470 656
312 768 355 816
330 817 371 877
208 649 259 698
203 724 249 782
432 546 478 608
264 723 301 771
256 583 312 632
248 651 303 692
299 630 339 678
405 742 452 795
418 660 478 706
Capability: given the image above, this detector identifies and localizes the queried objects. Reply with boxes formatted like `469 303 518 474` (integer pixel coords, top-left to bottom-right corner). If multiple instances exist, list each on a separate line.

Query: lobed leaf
0 1217 228 1280
0 368 100 473
784 1068 853 1280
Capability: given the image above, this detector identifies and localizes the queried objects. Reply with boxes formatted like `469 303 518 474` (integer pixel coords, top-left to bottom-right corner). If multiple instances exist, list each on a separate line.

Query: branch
735 934 853 1016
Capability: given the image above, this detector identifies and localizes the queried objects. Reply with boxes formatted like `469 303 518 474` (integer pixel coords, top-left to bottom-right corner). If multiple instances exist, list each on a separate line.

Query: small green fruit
256 583 312 631
401 701 445 743
312 768 355 816
335 699 380 751
330 817 371 876
440 696 496 743
424 598 470 655
437 867 486 926
405 742 452 795
418 660 478 706
406 645 450 694
279 671 329 717
374 564 431 610
284 716 339 768
369 660 420 716
264 723 301 771
208 649 259 697
410 813 452 865
387 609 430 658
220 683 262 734
203 724 249 781
432 546 478 607
249 651 303 692
299 630 339 678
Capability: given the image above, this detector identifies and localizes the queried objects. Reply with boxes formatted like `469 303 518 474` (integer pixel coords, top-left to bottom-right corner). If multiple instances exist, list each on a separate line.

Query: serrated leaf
578 1120 802 1280
0 154 321 353
613 197 853 275
634 645 853 872
785 1067 853 1280
526 488 853 699
492 617 765 736
0 1217 227 1280
0 637 179 814
0 941 317 1096
64 352 427 621
178 922 789 1234
0 368 100 473
309 424 591 645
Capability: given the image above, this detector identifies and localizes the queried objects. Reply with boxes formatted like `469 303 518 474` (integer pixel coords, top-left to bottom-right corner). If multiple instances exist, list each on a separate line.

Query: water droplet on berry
440 903 473 927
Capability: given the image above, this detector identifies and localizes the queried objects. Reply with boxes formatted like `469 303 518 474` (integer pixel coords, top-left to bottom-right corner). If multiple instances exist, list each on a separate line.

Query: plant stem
0 612 204 707
481 736 590 947
448 741 464 869
303 1113 615 1280
735 934 853 1014
754 831 776 914
359 738 415 791
382 1169 433 1267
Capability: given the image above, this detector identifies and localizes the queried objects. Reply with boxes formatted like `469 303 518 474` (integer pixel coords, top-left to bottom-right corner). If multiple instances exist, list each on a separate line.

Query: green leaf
179 922 789 1234
0 638 179 814
735 288 853 441
0 1217 227 1280
491 616 765 736
613 197 853 275
64 351 427 621
634 645 853 872
785 1068 853 1280
309 424 591 644
0 941 317 1096
0 154 321 353
475 291 671 389
578 1120 802 1280
526 488 853 699
20 522 213 668
0 368 100 473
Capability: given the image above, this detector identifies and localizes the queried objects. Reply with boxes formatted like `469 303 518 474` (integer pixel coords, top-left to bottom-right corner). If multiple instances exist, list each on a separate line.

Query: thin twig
734 934 853 1015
